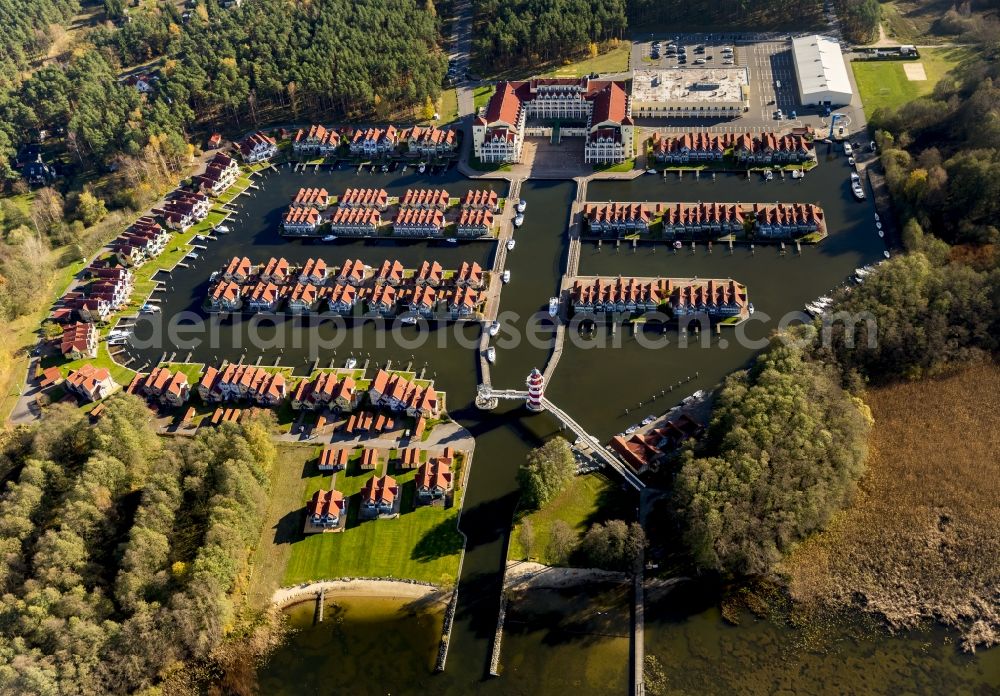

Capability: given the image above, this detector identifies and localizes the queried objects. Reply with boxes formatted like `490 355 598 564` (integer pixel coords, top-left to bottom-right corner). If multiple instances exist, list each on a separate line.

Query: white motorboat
506 238 515 251
764 169 774 181
489 321 500 336
214 225 231 234
322 234 338 242
516 199 527 213
791 169 803 179
641 415 656 425
874 212 880 222
852 181 866 200
625 425 640 434
883 250 891 259
418 162 427 174
209 271 219 282
878 229 884 238
748 302 755 315
513 214 524 227
445 238 458 244
401 315 418 325
848 156 856 167
645 168 657 175
549 297 559 317
344 357 358 369
673 240 682 249
502 269 510 283
486 347 496 363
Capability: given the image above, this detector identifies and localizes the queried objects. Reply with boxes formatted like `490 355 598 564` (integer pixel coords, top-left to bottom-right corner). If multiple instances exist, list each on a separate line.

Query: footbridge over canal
476 379 646 491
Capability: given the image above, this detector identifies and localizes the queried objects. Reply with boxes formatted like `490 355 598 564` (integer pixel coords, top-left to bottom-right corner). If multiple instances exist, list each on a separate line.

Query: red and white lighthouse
526 368 545 411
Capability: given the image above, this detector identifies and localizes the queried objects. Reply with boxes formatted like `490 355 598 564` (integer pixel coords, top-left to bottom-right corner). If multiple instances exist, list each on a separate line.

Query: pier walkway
476 387 645 491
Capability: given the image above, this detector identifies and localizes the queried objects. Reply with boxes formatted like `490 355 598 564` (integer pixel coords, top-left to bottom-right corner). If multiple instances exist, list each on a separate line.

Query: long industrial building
791 35 853 107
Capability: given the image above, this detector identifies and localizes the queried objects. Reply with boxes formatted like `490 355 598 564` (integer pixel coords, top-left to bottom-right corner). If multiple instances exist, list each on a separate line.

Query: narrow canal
118 161 999 693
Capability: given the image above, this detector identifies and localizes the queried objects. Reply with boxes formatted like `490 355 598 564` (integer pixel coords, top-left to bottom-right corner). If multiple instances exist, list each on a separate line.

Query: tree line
0 394 280 693
473 0 626 70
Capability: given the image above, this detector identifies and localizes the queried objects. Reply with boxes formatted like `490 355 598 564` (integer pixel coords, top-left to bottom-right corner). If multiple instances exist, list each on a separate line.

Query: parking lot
628 32 863 134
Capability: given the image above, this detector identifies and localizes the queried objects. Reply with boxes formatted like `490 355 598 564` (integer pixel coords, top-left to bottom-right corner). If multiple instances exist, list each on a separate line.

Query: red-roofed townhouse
65 364 119 402
360 475 398 518
238 131 277 163
60 322 97 359
416 457 453 502
457 208 493 238
318 446 350 472
306 488 346 529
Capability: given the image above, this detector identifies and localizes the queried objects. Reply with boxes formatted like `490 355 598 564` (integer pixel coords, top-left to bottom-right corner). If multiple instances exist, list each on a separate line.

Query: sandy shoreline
272 579 451 608
504 561 628 590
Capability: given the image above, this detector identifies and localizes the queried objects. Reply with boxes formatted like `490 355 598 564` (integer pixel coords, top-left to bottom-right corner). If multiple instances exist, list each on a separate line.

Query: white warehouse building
791 35 853 106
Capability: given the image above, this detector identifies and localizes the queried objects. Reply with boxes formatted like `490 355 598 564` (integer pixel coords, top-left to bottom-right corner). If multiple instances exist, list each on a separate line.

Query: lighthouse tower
526 368 545 411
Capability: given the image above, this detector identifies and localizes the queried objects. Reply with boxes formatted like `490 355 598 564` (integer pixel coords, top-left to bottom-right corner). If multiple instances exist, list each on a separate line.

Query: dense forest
674 335 872 576
473 0 626 69
626 0 822 31
0 0 444 180
0 0 80 92
0 395 280 693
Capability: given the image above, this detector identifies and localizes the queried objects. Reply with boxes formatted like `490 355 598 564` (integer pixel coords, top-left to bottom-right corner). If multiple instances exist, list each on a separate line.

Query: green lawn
508 472 631 566
265 445 465 589
851 47 969 117
593 158 637 174
467 155 512 172
473 85 495 112
434 88 460 125
541 42 631 78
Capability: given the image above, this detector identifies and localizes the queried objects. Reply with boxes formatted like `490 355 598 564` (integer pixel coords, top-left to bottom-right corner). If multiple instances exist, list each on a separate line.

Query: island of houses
582 201 826 241
278 186 502 239
568 276 750 319
650 129 817 167
290 123 461 162
206 256 486 319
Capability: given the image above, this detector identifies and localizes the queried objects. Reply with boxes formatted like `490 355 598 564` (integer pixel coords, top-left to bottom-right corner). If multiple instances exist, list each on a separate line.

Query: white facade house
791 35 853 106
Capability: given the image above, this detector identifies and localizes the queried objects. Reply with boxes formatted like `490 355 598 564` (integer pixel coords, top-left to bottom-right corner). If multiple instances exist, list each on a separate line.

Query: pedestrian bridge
476 385 645 490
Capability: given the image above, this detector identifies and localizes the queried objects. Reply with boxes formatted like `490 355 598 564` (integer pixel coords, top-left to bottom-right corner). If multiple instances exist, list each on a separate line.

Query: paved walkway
277 416 475 454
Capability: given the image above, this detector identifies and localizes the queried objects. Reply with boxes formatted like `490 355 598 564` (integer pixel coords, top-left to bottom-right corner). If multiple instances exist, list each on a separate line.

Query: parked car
775 109 783 119
694 58 706 64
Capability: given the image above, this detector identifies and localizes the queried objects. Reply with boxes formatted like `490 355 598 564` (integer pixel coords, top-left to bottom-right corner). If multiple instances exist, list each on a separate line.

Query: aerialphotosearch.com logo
124 308 879 359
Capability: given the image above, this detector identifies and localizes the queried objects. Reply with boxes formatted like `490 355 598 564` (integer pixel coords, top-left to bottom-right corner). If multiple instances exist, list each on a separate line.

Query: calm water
153 166 996 694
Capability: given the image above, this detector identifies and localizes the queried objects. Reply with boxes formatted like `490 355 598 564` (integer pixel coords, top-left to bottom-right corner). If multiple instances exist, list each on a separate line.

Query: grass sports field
851 47 970 117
